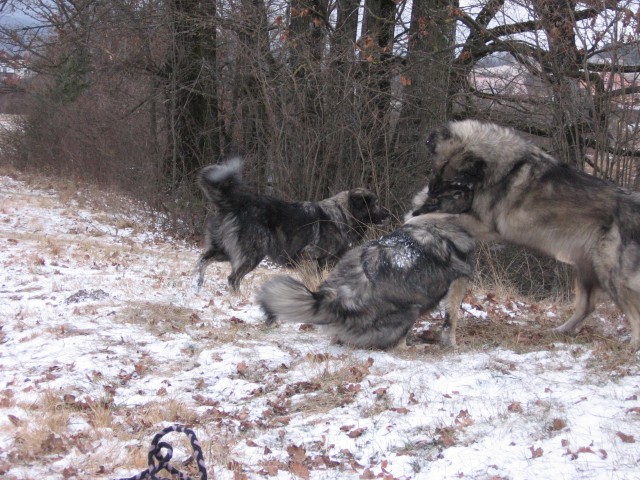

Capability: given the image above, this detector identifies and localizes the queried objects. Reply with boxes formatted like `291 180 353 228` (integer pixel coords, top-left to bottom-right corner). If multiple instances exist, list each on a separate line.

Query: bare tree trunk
359 0 396 185
164 0 221 191
231 0 276 188
393 0 455 184
533 0 586 166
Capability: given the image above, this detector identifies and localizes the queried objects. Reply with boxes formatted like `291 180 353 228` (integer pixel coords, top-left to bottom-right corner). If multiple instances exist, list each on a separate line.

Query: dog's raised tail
259 275 333 326
198 157 243 204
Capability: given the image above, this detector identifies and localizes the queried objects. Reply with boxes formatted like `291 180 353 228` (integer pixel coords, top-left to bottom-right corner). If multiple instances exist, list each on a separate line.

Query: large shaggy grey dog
414 119 640 349
259 199 475 349
194 159 389 290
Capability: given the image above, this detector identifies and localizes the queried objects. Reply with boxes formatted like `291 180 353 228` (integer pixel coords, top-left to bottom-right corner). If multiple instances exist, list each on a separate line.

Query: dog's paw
438 327 457 349
550 325 577 335
264 313 278 326
190 276 203 293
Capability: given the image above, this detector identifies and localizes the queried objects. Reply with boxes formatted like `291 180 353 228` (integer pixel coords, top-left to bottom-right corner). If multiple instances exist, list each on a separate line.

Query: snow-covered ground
1 173 639 480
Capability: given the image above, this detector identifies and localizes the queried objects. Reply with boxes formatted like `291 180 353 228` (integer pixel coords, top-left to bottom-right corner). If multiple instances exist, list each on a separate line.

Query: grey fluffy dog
194 159 389 290
259 187 475 349
416 119 640 349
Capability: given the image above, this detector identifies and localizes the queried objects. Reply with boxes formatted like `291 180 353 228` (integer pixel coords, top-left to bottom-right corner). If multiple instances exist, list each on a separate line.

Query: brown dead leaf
0 461 11 475
42 433 66 454
7 414 21 426
287 444 307 463
284 381 321 396
260 459 283 476
62 466 78 479
305 352 329 362
290 462 309 479
616 431 635 443
359 468 376 479
347 427 367 438
507 402 522 413
436 426 457 447
529 446 544 458
455 409 474 428
391 407 410 415
550 418 567 431
227 460 247 480
237 361 248 375
373 387 387 397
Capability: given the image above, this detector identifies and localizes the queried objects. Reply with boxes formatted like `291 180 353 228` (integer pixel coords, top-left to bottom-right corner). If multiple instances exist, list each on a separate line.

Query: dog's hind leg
440 277 468 348
553 273 597 334
228 257 262 291
613 288 640 350
193 248 227 291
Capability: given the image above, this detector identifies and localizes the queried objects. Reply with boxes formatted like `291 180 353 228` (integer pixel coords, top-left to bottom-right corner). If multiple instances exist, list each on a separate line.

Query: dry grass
281 354 376 415
119 301 202 334
473 241 573 303
289 258 331 291
10 391 79 462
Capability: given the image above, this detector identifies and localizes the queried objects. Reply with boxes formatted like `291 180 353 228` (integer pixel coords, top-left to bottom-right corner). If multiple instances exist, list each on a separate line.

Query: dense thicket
0 0 639 294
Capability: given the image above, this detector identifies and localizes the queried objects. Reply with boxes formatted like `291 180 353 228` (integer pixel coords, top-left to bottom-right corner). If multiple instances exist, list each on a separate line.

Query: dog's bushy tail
259 275 333 326
198 158 243 206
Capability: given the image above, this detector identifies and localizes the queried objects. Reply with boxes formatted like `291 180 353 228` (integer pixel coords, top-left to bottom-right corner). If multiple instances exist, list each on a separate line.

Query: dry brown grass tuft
290 259 331 291
473 242 573 303
283 354 375 414
11 391 77 462
143 398 200 426
119 301 204 336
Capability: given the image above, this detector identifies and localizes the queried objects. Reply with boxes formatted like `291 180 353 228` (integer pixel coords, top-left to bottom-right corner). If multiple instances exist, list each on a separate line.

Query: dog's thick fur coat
418 119 640 349
259 213 475 349
195 159 389 290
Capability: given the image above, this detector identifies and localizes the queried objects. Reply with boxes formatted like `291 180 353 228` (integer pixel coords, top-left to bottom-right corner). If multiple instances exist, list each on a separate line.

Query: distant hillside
591 42 640 65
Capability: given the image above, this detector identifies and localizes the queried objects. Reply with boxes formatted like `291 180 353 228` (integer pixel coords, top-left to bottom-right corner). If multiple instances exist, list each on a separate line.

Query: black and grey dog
194 159 389 291
259 187 475 349
414 119 640 349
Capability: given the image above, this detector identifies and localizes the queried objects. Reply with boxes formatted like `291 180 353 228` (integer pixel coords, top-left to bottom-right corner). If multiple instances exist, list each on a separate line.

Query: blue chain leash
116 425 208 480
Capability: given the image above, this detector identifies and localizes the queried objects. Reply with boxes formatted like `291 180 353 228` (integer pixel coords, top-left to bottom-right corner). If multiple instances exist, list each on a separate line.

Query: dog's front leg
440 277 468 348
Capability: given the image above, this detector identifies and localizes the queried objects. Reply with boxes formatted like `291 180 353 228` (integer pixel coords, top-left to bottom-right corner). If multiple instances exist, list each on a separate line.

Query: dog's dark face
348 188 390 225
423 123 487 214
410 186 474 217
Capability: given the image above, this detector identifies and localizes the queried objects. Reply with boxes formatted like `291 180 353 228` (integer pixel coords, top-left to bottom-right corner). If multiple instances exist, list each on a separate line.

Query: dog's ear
425 124 452 154
349 189 375 209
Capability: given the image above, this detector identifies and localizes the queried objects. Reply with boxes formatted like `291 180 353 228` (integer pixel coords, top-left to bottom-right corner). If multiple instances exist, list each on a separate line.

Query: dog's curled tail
259 275 333 327
198 157 243 204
